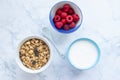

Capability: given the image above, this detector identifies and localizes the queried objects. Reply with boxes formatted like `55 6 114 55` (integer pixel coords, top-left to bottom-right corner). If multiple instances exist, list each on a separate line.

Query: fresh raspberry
68 8 75 15
61 12 67 18
63 4 71 9
55 22 63 29
69 22 76 28
56 8 63 15
63 24 70 30
53 4 80 31
53 15 61 22
66 15 73 23
72 14 80 23
63 4 70 12
61 19 66 25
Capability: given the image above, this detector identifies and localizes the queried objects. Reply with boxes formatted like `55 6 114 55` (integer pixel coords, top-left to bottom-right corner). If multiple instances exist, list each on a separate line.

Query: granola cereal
19 38 50 70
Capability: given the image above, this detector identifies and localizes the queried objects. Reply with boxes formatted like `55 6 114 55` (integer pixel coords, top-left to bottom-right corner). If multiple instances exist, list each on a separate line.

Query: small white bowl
16 36 53 73
49 1 83 33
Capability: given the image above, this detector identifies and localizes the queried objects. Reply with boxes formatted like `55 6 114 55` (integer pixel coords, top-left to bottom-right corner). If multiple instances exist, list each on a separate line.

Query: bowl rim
49 1 83 34
66 38 101 70
16 36 53 73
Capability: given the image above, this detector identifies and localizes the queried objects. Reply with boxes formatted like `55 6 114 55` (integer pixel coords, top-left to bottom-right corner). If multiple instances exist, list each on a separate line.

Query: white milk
68 40 98 69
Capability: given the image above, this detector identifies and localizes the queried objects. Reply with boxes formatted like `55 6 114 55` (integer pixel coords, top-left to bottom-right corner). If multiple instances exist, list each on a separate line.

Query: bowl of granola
16 36 53 73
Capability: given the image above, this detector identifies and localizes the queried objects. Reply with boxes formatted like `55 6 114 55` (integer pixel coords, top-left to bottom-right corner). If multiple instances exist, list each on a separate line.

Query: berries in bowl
49 1 83 33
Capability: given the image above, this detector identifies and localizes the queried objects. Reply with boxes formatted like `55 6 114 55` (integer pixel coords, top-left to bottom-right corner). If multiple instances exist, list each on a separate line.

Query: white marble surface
0 0 120 80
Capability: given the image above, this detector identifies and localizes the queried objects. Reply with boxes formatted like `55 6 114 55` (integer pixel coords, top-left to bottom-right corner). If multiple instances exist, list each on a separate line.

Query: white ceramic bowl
16 36 53 73
49 1 83 33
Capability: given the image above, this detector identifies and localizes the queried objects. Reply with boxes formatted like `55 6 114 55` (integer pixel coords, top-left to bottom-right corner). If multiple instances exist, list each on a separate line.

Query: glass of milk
67 38 100 70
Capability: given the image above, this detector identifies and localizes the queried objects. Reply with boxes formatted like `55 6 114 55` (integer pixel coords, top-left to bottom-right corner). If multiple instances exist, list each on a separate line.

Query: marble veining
0 0 120 80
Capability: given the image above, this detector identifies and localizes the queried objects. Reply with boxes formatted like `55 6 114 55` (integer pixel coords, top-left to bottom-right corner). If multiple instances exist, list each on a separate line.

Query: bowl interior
16 36 52 73
50 1 83 33
66 38 100 70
